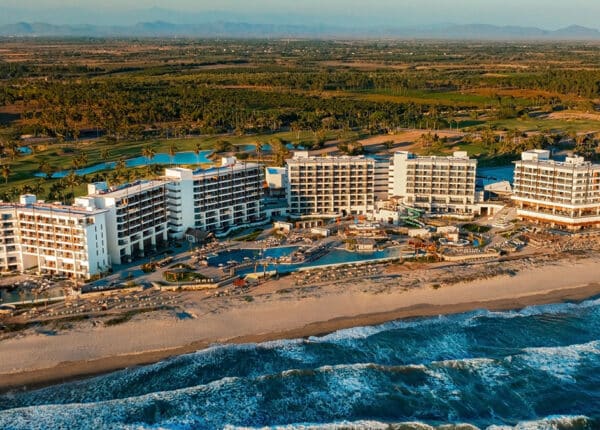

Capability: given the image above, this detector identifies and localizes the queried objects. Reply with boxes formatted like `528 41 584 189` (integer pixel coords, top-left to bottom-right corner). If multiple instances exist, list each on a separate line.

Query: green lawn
483 117 600 133
0 129 351 200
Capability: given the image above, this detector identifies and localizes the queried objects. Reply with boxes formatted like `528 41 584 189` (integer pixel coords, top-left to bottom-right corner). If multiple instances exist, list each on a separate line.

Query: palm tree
64 171 81 202
115 158 127 182
193 141 203 164
255 140 264 163
33 179 45 196
141 145 156 166
38 160 54 179
1 164 11 184
270 138 289 166
167 142 177 166
100 147 111 162
72 152 88 171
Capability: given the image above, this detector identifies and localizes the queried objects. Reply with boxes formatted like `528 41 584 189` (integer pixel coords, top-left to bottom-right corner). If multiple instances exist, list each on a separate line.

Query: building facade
0 195 109 279
389 151 477 214
512 150 600 229
85 180 169 264
286 153 376 217
165 157 263 238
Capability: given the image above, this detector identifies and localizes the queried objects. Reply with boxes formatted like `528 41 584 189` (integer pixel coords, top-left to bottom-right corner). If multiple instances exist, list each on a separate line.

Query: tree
72 152 88 170
167 142 178 166
141 145 156 166
100 147 111 161
270 138 289 166
1 164 10 184
193 141 203 163
38 161 54 179
64 171 81 201
115 158 127 181
214 139 232 154
255 140 264 163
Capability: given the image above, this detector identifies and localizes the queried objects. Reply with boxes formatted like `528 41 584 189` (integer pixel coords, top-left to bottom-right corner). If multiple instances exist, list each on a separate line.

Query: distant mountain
1 21 600 40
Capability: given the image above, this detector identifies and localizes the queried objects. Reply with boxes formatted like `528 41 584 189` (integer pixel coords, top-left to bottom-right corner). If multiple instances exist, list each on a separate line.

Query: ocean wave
517 340 600 382
467 297 600 322
2 300 600 429
487 415 593 429
310 314 459 343
223 421 440 430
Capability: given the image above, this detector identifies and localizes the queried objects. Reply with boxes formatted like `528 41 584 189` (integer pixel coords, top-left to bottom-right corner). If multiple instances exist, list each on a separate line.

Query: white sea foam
310 314 456 343
471 297 600 322
517 340 600 382
486 414 591 430
223 420 437 430
431 357 508 388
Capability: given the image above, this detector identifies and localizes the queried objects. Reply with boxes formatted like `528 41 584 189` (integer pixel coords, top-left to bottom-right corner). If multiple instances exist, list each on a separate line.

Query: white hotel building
512 149 600 229
388 151 477 214
82 180 170 264
0 194 109 279
286 152 376 217
164 157 264 238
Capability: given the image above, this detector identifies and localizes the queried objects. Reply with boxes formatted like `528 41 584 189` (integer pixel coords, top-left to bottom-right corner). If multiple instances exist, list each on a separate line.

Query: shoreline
1 281 599 393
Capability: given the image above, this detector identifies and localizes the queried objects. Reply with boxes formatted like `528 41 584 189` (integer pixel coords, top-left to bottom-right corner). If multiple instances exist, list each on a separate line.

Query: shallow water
1 298 599 429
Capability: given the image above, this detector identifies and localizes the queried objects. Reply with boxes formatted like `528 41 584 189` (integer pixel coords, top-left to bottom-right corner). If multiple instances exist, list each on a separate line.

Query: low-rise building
512 150 600 229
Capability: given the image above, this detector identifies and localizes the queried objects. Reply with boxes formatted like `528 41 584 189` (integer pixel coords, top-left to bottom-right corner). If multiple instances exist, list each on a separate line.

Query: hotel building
388 151 477 214
0 194 109 279
84 180 169 264
286 152 376 217
164 157 263 238
512 150 600 229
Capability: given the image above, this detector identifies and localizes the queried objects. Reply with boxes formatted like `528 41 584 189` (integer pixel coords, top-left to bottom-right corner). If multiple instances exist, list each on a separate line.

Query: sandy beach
1 254 600 392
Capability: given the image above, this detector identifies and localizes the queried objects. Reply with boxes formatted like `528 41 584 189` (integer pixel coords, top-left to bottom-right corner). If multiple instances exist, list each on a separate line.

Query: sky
1 0 599 29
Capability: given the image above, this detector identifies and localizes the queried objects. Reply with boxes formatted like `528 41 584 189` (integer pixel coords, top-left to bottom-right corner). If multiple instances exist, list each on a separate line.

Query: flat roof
0 202 106 217
287 155 374 164
515 159 599 169
191 162 261 177
87 180 169 199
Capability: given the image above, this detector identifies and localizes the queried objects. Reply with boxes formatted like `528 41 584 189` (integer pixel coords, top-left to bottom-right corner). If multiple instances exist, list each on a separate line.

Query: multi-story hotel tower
512 149 600 229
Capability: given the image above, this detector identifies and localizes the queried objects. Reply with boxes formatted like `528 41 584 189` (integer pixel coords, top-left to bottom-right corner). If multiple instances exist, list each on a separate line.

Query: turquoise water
1 298 599 429
209 247 405 274
207 246 301 266
36 151 213 179
477 165 514 185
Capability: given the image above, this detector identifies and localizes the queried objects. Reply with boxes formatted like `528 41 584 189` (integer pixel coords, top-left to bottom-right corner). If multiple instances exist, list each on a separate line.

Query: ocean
1 298 599 430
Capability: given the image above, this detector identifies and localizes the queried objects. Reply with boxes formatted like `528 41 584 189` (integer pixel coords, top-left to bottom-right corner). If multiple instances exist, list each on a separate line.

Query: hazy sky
2 0 599 28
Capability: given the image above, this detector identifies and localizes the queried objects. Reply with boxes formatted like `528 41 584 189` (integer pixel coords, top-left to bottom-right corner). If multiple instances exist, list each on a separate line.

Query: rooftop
87 180 169 199
0 201 106 217
192 162 261 177
515 157 598 169
288 154 374 164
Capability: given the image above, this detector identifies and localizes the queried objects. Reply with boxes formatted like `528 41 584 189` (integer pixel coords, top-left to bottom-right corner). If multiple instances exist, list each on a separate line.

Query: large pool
207 246 301 267
213 246 406 276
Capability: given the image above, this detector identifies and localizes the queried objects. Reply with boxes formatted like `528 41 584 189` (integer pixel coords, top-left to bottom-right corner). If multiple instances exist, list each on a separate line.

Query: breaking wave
1 298 599 429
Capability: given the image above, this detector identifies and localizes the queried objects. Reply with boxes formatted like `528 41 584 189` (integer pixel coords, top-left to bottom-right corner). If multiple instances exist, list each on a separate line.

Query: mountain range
2 21 600 40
